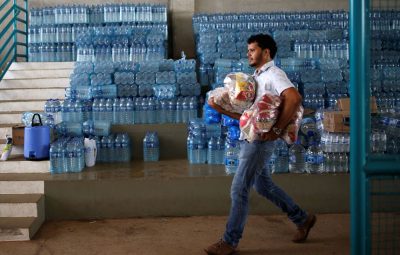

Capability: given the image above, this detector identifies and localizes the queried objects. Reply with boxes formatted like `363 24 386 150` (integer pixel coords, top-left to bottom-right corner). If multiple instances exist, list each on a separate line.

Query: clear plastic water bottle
105 98 114 123
305 142 324 174
176 97 183 123
166 98 176 123
188 96 198 121
207 137 222 164
289 140 306 174
147 97 157 124
121 133 131 162
134 97 142 124
323 152 332 173
76 140 85 171
273 139 289 173
114 134 123 162
113 98 120 124
119 98 127 124
143 131 160 162
126 97 134 124
141 97 149 124
224 138 240 175
50 142 62 174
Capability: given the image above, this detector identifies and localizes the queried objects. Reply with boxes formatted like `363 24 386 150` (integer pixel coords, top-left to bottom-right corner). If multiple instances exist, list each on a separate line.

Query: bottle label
306 155 324 165
225 158 238 167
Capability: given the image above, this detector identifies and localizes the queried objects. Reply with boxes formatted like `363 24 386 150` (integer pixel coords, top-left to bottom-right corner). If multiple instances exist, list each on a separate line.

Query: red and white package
254 93 281 133
239 93 303 144
239 109 259 142
281 105 304 144
207 87 235 112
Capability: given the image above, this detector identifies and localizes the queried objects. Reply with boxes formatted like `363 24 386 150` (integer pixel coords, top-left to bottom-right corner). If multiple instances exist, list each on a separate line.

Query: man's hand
207 98 241 120
260 131 280 141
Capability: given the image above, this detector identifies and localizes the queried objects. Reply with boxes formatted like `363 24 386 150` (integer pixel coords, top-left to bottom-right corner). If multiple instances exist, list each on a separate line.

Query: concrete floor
0 214 349 255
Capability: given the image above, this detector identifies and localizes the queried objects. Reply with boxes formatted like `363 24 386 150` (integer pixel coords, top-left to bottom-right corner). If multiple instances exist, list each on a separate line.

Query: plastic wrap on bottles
281 105 304 144
224 72 256 113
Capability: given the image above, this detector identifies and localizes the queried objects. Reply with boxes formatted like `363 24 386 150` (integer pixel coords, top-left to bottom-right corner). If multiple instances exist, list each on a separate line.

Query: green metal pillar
349 0 371 254
13 0 17 62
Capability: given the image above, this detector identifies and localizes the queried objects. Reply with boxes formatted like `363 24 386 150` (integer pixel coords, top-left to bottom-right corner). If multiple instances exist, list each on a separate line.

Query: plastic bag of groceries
254 93 281 133
207 87 235 113
239 93 303 144
224 72 256 113
239 109 259 142
281 105 303 144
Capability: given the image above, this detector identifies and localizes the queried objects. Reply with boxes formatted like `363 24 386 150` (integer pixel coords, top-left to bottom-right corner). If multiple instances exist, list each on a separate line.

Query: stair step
0 215 45 241
0 78 70 89
0 101 46 113
0 113 24 125
0 194 43 217
9 62 74 71
0 173 49 181
0 181 44 194
0 88 65 101
0 126 12 140
0 157 49 174
3 69 72 80
0 217 35 241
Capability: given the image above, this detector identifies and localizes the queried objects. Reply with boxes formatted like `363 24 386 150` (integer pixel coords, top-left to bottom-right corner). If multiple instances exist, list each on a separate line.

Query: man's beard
248 55 262 67
249 62 257 67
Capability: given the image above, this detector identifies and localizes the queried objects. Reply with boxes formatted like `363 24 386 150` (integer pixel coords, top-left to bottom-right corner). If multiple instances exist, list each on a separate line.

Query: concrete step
3 69 72 80
0 157 49 174
43 161 350 220
0 113 25 125
0 181 44 194
9 62 74 71
0 217 44 241
0 78 70 89
0 126 12 141
0 194 44 217
0 88 65 101
0 101 46 113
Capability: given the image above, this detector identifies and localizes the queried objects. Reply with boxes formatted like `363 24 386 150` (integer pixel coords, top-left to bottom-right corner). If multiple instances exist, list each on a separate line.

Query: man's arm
207 99 242 120
261 87 302 141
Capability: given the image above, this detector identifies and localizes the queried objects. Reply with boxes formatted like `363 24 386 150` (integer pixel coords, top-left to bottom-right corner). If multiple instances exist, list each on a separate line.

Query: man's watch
272 127 283 136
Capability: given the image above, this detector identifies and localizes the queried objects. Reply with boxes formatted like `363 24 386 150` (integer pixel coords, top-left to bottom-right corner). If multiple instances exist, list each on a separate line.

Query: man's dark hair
247 34 278 59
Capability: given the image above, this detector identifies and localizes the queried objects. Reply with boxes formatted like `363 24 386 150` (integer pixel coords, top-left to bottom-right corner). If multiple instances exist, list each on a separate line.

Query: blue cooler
24 114 50 160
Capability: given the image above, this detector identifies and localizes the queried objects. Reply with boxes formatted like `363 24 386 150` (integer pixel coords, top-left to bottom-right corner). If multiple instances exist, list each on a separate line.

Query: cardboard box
323 111 350 133
337 97 378 113
12 125 25 145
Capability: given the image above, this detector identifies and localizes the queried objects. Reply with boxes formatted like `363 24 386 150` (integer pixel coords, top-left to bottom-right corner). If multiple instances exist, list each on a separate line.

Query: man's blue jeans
223 140 308 247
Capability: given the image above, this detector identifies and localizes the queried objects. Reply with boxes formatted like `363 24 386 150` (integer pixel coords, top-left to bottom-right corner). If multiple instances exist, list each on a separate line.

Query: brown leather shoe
204 239 236 255
292 214 317 243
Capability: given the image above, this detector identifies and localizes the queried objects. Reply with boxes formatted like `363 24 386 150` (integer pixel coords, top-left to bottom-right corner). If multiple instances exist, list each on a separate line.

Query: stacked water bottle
49 137 85 174
193 10 351 87
28 3 168 62
371 65 400 114
93 133 131 163
75 26 166 62
187 101 242 175
143 132 160 162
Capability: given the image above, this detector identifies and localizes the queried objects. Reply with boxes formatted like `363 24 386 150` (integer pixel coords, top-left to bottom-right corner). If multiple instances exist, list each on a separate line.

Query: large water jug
24 114 50 160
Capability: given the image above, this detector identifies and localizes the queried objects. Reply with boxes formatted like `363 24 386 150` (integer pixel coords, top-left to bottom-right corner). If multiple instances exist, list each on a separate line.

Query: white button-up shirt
239 60 295 141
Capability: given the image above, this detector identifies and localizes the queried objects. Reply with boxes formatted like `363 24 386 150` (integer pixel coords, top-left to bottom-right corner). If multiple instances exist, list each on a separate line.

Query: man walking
205 34 316 255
